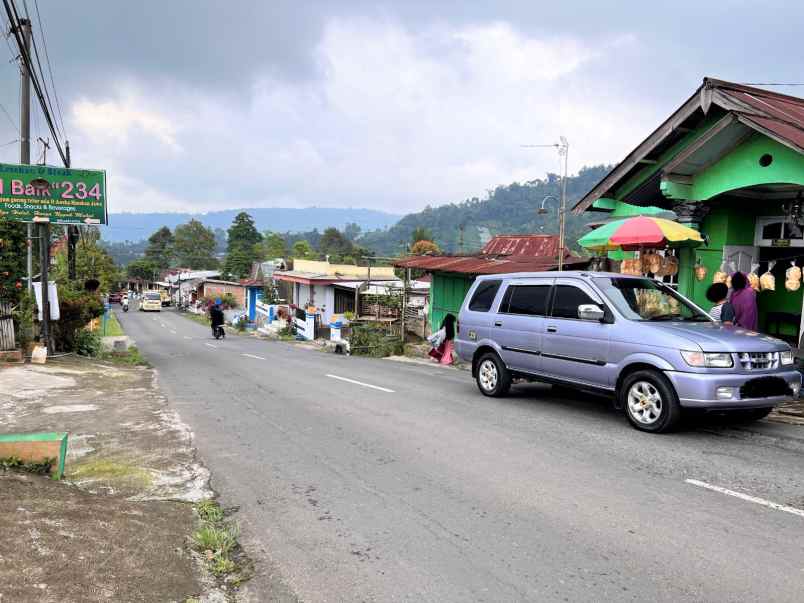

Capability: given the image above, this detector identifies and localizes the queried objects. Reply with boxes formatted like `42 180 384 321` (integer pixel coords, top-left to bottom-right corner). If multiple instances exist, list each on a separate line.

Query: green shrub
349 322 403 357
51 286 104 352
74 329 101 357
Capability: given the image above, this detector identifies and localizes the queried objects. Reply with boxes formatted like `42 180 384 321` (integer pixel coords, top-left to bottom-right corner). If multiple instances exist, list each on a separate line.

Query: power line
0 99 18 133
31 0 63 137
24 0 61 138
740 82 804 86
3 0 66 165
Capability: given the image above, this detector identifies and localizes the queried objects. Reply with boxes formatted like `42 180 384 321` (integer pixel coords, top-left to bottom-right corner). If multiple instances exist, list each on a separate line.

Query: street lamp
523 137 569 271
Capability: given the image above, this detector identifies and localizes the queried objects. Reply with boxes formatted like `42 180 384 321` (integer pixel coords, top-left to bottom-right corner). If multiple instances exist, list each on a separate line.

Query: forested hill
359 165 611 256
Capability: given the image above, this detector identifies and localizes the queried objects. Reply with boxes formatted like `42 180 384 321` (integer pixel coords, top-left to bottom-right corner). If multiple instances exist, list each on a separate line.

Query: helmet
215 297 222 305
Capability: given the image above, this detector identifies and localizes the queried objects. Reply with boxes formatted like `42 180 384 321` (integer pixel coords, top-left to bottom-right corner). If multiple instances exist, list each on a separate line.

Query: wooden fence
0 302 15 351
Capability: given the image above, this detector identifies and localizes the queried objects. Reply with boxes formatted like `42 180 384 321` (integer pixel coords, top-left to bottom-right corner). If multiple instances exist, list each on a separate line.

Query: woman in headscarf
729 272 758 331
428 314 456 365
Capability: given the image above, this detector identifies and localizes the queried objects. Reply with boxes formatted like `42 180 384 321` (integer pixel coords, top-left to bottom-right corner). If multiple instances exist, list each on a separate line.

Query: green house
574 77 804 345
396 235 588 332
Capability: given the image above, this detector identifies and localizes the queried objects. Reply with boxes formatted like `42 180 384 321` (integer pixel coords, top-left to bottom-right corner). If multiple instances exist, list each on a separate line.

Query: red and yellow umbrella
578 216 704 252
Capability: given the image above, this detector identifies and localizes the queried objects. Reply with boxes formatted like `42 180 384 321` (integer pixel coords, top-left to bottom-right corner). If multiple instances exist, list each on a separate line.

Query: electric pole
66 141 77 281
558 137 569 272
18 17 31 291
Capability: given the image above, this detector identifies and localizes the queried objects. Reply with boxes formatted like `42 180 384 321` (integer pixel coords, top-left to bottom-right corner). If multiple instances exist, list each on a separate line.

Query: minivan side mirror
578 304 605 322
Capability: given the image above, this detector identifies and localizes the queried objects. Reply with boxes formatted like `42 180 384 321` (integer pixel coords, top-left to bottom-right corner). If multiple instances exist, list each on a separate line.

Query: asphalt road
119 306 804 602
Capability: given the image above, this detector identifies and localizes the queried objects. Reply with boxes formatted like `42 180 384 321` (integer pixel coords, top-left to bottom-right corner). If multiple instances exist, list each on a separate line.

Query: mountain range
100 207 402 243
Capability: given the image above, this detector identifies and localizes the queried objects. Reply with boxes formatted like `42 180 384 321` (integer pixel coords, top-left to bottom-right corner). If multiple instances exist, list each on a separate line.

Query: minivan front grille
738 352 779 371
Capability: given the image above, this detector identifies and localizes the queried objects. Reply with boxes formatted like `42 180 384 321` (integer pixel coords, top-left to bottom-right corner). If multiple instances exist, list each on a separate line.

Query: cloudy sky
0 1 801 216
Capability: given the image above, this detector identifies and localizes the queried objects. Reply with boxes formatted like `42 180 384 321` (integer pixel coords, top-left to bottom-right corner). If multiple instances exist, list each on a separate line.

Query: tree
54 231 121 293
144 226 174 270
411 227 433 244
319 227 353 258
410 240 441 255
292 240 314 259
261 232 287 259
344 222 362 241
174 220 218 270
126 258 159 281
0 220 26 305
226 212 262 253
224 212 262 279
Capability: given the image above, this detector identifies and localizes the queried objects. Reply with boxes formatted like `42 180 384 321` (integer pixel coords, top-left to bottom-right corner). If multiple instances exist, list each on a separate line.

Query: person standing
428 314 456 365
729 272 758 331
706 282 735 325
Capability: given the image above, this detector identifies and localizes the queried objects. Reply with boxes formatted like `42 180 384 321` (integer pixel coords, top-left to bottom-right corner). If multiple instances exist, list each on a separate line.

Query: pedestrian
705 282 735 325
428 314 456 365
729 271 758 331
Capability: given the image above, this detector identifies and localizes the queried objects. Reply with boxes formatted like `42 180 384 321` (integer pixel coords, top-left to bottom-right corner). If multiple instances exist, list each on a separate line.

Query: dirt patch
0 356 220 602
0 472 197 603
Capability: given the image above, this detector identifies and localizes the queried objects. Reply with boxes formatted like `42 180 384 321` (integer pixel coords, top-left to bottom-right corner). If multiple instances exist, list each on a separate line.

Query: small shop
574 78 804 346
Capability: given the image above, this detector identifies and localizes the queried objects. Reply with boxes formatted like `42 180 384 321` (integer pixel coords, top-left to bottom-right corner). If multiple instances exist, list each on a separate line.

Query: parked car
140 291 162 312
108 292 123 304
456 271 801 433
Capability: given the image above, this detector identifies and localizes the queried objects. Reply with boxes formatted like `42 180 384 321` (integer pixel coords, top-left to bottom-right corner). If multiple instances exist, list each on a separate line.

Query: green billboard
0 162 107 225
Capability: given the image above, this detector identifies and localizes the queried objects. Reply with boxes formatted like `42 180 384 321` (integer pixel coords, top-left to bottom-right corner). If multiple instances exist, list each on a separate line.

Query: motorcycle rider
209 298 225 338
122 294 129 312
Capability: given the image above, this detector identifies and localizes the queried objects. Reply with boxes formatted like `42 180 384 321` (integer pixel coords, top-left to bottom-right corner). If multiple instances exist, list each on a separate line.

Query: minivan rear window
468 280 501 312
502 285 550 316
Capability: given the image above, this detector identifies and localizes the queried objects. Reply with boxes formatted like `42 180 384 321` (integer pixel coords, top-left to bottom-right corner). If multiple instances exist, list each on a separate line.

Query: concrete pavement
119 306 804 602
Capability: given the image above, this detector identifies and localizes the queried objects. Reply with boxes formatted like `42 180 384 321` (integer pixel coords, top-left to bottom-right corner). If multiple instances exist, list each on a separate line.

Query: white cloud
65 18 654 215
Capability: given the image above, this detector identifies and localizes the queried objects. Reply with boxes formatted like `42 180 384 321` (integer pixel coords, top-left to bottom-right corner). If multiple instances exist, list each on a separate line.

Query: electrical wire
3 0 66 165
31 0 63 137
0 99 18 133
23 0 59 139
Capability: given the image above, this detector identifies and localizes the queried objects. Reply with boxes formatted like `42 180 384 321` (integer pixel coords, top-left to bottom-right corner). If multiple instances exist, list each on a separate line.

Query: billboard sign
0 163 107 225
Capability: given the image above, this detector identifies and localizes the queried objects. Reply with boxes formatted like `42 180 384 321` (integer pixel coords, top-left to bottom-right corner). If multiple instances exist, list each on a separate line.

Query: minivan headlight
780 350 795 366
680 351 733 368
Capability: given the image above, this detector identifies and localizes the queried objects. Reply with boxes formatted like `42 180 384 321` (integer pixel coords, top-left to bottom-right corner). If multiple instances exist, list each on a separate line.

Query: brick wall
201 282 246 308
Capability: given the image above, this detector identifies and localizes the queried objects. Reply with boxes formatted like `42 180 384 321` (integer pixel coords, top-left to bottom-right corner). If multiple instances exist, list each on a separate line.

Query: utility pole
18 18 31 291
66 141 78 280
558 137 569 272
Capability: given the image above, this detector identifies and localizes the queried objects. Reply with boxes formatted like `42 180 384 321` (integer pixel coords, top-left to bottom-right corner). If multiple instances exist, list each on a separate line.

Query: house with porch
573 77 804 345
272 259 400 326
394 234 588 332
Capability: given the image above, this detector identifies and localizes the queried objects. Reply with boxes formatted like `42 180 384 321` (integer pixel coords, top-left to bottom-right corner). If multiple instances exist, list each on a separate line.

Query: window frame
497 280 554 317
548 280 607 322
467 279 503 313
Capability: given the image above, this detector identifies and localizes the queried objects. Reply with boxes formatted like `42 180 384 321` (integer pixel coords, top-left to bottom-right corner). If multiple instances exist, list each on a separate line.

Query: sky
0 0 801 216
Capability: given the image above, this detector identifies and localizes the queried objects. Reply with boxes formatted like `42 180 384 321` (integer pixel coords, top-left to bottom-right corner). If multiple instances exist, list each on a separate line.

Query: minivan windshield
594 277 711 322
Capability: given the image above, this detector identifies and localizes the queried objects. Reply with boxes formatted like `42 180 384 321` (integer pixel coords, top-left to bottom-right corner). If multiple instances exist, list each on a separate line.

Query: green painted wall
430 272 474 332
691 134 804 201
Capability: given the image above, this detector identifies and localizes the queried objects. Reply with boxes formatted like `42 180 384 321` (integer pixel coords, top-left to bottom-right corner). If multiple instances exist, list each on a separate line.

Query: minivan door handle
494 321 503 327
546 326 557 333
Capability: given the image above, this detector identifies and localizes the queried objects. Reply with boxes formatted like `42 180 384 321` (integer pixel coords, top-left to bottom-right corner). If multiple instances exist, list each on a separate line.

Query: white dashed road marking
685 479 804 518
205 343 217 349
325 374 395 393
241 353 266 360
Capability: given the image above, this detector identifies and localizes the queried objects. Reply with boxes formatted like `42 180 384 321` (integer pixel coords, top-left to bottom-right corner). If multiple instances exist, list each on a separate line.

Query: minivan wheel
620 370 681 433
476 353 511 398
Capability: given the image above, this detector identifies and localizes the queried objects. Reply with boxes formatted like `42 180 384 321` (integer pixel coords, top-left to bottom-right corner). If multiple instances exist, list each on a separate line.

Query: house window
334 288 355 314
755 216 804 247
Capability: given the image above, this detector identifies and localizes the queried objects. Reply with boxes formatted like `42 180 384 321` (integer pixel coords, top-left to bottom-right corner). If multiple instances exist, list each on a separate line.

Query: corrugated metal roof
480 234 560 257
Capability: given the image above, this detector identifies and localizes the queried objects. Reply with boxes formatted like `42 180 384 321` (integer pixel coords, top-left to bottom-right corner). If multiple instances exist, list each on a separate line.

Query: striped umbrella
578 216 704 252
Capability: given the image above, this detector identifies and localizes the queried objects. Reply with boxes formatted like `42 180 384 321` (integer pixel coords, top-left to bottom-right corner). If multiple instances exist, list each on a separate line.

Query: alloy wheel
478 359 498 392
627 381 663 425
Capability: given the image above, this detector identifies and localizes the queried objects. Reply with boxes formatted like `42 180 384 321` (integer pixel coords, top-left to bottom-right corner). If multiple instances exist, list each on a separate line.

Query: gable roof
573 78 804 214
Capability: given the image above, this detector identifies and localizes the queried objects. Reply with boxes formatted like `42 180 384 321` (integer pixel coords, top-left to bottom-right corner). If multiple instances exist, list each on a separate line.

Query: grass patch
69 458 152 488
192 499 250 585
0 456 55 475
183 312 211 327
102 311 125 336
100 345 150 367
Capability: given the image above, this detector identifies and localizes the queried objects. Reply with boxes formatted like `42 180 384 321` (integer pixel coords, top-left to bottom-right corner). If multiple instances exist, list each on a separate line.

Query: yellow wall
293 259 396 279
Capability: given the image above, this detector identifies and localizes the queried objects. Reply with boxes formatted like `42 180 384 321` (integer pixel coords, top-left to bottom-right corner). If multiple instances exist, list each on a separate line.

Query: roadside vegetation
192 499 251 588
0 455 55 475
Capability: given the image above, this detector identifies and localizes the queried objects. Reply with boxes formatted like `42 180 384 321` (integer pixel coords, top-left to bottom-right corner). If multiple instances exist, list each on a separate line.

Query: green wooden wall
430 272 474 333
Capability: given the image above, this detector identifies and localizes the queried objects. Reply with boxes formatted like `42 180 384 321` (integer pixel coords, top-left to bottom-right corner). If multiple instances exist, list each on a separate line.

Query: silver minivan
455 272 801 433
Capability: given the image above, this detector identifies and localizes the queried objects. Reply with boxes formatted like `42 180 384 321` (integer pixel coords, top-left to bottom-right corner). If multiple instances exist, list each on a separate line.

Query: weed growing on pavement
0 455 54 475
69 458 153 488
100 346 150 367
192 499 250 586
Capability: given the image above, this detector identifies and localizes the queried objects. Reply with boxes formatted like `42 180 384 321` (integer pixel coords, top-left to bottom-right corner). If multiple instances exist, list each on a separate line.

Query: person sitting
209 299 225 337
706 282 734 326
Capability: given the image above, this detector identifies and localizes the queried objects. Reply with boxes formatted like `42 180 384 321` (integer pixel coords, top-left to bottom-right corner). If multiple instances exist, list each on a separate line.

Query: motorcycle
122 299 129 313
213 325 225 340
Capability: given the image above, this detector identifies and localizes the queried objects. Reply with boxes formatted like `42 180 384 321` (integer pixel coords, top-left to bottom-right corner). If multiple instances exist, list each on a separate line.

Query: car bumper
666 369 802 409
